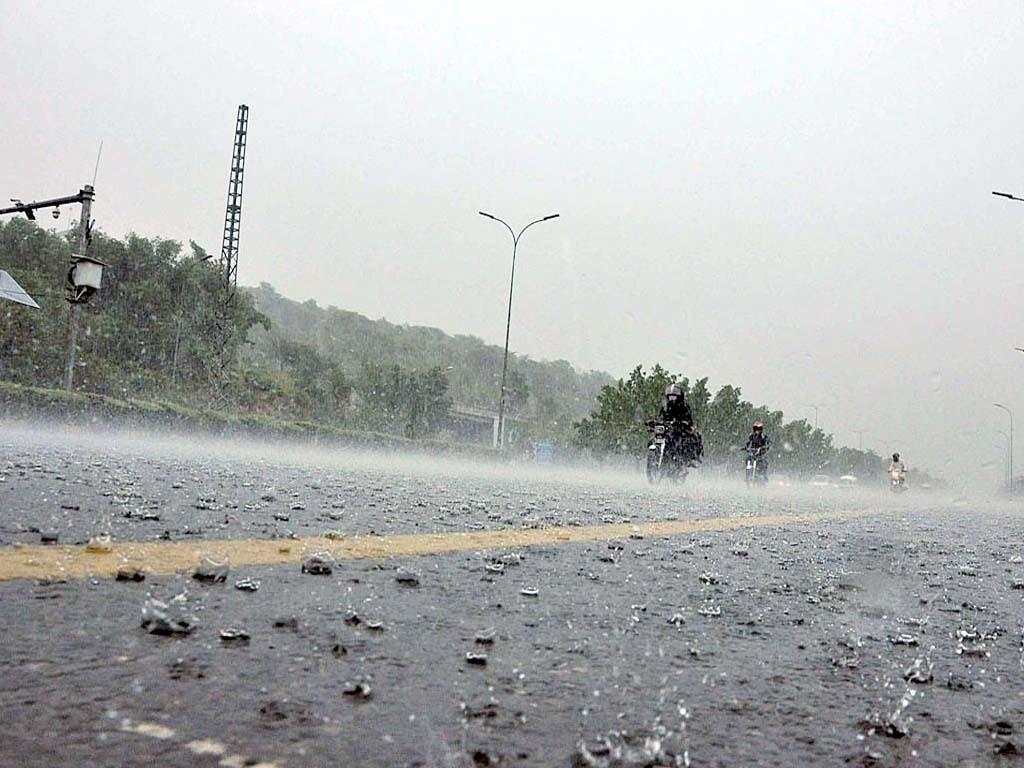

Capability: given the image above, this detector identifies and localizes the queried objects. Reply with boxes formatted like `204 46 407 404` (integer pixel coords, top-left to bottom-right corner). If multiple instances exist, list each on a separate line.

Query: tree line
574 364 917 482
0 220 595 440
0 220 934 477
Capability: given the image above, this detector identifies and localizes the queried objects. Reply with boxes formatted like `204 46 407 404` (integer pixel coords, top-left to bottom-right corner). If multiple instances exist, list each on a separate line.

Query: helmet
892 453 900 462
665 383 682 399
753 421 764 431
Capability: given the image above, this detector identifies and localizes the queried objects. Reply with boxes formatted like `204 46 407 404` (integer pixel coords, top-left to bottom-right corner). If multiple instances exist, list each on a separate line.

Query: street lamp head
479 211 497 220
542 214 560 221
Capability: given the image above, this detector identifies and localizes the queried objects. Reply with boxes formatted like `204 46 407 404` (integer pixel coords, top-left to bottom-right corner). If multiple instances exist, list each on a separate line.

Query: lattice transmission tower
220 104 248 303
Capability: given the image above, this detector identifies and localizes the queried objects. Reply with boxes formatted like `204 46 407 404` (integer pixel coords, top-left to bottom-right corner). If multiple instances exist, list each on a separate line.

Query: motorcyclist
656 383 700 464
744 421 770 479
744 421 770 454
658 383 693 424
889 453 907 489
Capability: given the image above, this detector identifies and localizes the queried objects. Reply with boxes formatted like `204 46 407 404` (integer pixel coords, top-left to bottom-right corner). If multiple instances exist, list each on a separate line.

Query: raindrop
234 577 261 592
301 552 333 575
85 533 113 553
193 556 229 583
141 594 197 636
219 628 250 645
116 566 145 582
395 567 420 586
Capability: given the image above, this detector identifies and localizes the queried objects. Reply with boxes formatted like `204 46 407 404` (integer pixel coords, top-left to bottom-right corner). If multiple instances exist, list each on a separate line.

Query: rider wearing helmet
744 421 771 454
656 382 701 463
889 453 905 472
658 383 693 425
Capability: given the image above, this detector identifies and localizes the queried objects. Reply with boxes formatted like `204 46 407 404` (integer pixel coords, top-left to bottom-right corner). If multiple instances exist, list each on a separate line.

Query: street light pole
996 429 1011 487
479 210 560 449
995 402 1014 491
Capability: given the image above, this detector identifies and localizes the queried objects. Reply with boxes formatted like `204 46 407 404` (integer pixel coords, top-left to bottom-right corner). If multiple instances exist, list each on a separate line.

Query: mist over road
1 424 1020 767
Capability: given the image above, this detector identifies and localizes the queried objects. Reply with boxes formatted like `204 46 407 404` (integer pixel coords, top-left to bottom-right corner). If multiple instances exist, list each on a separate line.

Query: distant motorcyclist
744 421 770 482
744 421 770 455
889 452 907 491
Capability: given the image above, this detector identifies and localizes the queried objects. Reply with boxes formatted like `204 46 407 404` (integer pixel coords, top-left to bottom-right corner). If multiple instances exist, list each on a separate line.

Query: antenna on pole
92 141 104 187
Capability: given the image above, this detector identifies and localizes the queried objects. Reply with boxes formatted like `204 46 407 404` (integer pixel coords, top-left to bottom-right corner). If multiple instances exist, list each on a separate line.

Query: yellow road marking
0 509 878 583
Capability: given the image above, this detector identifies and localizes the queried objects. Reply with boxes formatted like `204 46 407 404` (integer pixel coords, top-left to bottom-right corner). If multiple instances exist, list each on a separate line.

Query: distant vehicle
534 441 554 464
809 474 832 487
839 475 858 486
890 467 907 493
745 446 769 485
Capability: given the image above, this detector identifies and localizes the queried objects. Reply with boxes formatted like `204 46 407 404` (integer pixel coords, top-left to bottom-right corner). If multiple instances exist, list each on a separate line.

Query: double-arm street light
479 210 559 449
994 402 1014 490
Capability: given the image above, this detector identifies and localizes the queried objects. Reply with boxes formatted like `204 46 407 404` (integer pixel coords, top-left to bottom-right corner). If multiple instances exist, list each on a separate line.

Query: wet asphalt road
2 425 1024 767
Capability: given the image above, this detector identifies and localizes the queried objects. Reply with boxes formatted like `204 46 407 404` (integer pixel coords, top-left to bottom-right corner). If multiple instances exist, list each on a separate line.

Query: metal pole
64 186 93 392
995 403 1014 491
806 404 821 430
479 211 559 450
997 430 1011 487
497 237 517 450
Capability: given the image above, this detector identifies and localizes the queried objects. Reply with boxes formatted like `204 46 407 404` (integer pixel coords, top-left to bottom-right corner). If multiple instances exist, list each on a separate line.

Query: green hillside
243 282 612 436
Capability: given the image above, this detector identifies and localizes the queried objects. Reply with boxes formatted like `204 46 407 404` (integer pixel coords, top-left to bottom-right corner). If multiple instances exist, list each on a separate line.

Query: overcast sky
3 1 1023 479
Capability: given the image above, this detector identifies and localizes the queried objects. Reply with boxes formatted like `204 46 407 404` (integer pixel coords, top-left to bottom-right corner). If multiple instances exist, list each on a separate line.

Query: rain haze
9 5 1024 764
3 0 1024 479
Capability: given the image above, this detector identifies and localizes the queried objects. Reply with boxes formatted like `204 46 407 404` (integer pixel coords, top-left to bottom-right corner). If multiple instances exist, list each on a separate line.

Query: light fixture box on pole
66 254 107 304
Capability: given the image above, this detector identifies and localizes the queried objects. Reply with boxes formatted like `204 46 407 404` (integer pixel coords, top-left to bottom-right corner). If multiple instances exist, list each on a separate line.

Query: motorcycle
889 466 907 493
645 420 699 484
745 445 769 485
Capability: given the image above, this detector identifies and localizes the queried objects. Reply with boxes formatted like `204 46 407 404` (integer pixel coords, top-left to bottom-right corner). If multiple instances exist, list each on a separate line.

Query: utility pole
0 185 98 393
65 186 94 391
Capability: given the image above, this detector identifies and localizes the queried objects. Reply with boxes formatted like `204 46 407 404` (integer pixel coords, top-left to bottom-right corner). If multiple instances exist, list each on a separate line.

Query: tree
575 361 864 477
355 362 452 438
505 369 530 416
575 364 679 455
